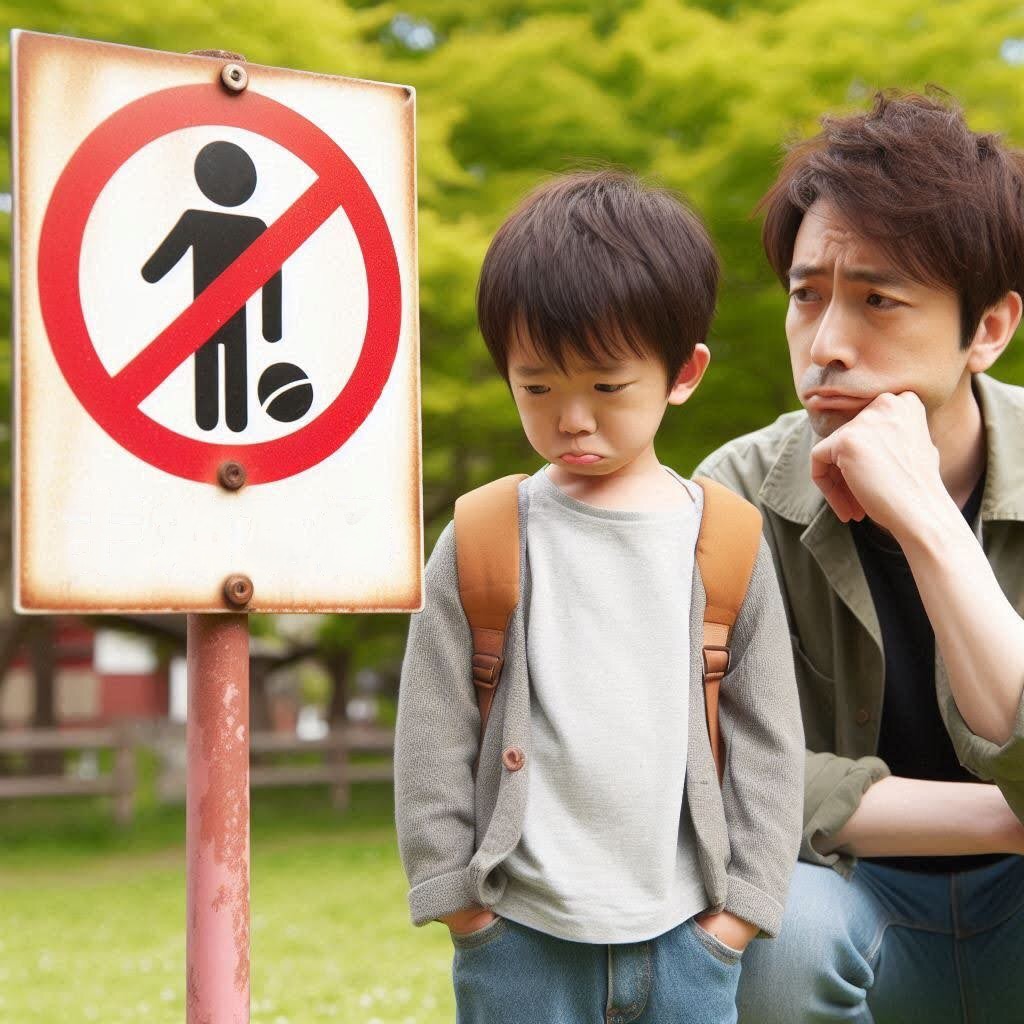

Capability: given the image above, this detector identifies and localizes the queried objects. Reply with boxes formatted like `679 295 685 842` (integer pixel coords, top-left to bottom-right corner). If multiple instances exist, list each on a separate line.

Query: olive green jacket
694 372 1024 876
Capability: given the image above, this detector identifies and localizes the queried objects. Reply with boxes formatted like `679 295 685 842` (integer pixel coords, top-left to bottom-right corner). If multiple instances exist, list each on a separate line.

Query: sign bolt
217 461 247 491
221 63 248 93
223 574 254 608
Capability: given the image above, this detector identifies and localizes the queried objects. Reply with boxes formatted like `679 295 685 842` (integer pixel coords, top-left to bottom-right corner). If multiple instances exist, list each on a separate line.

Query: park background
2 1 1024 1021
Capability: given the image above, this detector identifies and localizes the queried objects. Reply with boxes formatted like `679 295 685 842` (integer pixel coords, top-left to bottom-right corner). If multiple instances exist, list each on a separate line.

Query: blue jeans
737 856 1024 1023
452 914 743 1023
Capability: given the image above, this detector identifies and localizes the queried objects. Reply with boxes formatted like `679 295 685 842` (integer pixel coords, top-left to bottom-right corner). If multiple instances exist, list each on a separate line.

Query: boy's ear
667 344 711 406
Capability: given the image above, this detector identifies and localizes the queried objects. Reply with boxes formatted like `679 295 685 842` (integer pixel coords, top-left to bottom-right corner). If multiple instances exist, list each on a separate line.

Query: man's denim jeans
451 914 742 1023
737 856 1024 1023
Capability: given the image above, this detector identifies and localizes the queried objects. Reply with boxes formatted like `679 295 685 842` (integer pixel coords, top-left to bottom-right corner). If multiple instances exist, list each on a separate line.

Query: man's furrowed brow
787 262 910 288
841 266 911 287
787 262 825 283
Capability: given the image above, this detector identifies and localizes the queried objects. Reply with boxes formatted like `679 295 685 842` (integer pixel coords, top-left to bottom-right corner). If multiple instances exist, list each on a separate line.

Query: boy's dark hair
477 169 718 383
759 90 1024 347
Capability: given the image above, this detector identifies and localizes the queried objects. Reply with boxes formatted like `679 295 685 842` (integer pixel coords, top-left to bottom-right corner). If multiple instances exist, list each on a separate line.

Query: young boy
394 170 803 1023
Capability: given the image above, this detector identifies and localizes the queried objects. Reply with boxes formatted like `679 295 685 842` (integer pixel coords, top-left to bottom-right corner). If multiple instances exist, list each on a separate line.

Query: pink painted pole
186 613 250 1024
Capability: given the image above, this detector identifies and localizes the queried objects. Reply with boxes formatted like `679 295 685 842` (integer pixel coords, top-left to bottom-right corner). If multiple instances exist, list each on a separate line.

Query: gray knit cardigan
394 481 804 938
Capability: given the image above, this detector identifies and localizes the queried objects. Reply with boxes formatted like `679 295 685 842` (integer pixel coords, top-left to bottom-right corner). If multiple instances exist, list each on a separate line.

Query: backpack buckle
702 645 731 680
472 653 504 688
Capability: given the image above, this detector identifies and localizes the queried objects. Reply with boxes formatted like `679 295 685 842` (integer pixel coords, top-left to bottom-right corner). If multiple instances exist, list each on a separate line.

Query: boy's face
506 333 706 478
785 199 1004 439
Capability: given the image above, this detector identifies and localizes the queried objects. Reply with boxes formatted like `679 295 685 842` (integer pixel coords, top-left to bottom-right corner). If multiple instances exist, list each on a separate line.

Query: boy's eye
522 385 550 395
866 293 899 310
789 287 819 303
594 383 629 393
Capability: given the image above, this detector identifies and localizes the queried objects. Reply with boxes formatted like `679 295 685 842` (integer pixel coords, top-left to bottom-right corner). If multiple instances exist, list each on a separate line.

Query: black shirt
851 473 1006 874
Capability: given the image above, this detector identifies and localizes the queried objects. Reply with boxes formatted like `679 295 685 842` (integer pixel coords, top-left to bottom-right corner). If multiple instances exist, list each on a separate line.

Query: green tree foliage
2 0 1023 659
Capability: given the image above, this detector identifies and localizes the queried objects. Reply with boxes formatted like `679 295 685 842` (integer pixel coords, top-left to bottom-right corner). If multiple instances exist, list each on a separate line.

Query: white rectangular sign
13 31 422 613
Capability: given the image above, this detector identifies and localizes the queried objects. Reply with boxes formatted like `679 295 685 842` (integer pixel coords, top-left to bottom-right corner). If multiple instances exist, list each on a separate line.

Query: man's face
505 334 687 478
786 199 972 438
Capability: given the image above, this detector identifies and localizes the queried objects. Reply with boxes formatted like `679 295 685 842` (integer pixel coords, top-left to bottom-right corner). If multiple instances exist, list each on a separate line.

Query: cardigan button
502 746 526 772
855 707 870 726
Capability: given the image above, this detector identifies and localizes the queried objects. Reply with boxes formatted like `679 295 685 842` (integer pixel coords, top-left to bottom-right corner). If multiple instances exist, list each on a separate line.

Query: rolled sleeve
408 868 480 927
802 749 890 875
937 661 1024 822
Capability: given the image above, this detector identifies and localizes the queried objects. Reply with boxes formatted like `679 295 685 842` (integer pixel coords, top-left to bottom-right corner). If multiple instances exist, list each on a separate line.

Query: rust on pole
186 614 250 1024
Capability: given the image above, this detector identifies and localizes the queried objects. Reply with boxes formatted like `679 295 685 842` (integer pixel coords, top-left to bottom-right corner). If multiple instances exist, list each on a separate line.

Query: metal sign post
186 613 251 1022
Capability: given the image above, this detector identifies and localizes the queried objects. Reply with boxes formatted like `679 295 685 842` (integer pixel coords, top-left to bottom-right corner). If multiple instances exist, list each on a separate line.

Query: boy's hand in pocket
695 910 758 951
440 906 498 935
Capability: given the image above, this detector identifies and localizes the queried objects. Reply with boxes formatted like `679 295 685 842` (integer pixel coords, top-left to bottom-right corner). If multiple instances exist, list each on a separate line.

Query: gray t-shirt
493 465 708 943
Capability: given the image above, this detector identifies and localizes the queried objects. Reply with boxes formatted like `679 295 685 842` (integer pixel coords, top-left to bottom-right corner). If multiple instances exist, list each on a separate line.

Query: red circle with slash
37 83 402 485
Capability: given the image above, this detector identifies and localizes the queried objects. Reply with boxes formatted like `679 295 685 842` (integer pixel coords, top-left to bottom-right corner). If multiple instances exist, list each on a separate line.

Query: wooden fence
0 725 137 825
155 723 395 809
0 722 395 823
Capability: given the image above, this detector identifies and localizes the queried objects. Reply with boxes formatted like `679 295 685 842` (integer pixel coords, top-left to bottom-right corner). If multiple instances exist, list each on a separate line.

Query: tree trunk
248 656 272 770
0 617 31 774
249 656 271 734
326 648 351 729
28 617 62 775
0 617 30 728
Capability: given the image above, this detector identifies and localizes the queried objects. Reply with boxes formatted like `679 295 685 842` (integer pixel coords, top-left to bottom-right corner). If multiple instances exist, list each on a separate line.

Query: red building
0 617 170 727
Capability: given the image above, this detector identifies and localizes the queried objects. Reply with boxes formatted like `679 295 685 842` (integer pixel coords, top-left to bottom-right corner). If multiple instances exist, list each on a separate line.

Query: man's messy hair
759 89 1024 346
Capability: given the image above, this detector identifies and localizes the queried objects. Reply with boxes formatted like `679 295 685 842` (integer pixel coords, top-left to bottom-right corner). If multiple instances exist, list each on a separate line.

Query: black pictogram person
142 140 282 432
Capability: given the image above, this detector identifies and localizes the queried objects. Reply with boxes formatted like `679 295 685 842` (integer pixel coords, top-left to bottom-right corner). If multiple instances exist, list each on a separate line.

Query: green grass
0 781 456 1023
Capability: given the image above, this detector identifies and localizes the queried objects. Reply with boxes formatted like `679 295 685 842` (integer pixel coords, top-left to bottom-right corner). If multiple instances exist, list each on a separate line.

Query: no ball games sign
13 31 422 613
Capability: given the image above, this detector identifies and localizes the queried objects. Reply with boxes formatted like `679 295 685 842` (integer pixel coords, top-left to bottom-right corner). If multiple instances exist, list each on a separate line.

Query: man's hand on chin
809 391 946 536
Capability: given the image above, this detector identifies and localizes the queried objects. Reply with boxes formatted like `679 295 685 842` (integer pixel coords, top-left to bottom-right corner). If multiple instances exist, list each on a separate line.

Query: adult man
695 91 1024 1021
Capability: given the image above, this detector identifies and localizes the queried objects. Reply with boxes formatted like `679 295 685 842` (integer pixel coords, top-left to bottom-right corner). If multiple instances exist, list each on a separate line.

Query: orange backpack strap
454 475 530 749
693 477 764 783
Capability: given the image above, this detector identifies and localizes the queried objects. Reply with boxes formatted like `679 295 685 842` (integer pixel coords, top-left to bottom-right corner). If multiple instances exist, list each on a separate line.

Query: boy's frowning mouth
560 452 604 465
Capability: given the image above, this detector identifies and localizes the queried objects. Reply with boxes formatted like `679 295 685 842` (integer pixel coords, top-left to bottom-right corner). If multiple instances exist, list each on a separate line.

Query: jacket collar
975 372 1024 522
758 372 1024 527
